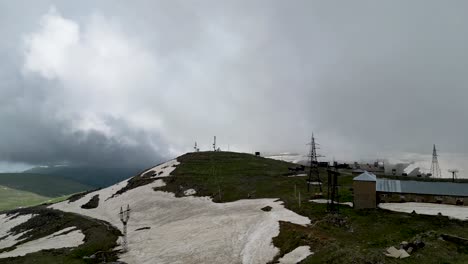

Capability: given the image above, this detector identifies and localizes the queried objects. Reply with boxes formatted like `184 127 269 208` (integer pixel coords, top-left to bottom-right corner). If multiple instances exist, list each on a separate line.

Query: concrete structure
353 171 468 209
353 172 377 209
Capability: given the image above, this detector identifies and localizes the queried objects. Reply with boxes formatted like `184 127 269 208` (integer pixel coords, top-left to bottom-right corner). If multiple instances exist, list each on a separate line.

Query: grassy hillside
0 185 49 211
25 166 141 188
3 151 468 263
158 151 468 263
0 173 91 197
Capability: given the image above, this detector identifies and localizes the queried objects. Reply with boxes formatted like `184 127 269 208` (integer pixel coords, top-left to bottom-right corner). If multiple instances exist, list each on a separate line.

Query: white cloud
22 7 162 137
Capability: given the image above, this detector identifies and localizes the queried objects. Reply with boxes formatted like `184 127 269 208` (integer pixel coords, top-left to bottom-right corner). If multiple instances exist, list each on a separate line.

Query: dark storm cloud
1 0 468 169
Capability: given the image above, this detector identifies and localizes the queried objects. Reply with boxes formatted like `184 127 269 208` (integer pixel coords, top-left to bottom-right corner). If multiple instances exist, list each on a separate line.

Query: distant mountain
0 173 91 197
24 166 142 188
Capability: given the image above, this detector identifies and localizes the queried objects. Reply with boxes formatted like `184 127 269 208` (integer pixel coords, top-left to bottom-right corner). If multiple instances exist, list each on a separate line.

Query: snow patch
50 159 310 264
287 173 307 177
0 227 84 258
379 202 468 221
183 189 196 196
278 246 313 264
141 159 180 178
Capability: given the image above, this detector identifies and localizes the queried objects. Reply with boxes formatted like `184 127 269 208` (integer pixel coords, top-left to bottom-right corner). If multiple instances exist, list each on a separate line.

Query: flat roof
377 179 468 197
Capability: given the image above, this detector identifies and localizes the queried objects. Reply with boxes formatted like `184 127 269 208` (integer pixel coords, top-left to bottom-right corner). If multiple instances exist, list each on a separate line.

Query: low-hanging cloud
1 1 468 174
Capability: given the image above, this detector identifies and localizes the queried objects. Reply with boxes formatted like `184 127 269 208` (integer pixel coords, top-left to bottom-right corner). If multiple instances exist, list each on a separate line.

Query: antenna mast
430 144 442 178
307 133 323 192
213 136 217 151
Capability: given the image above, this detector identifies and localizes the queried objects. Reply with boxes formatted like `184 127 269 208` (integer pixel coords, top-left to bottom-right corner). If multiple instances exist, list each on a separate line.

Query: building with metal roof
353 171 468 209
377 179 468 197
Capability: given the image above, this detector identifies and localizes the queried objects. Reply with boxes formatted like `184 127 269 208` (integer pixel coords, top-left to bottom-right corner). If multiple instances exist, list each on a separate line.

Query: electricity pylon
430 144 442 178
119 204 131 252
307 133 323 192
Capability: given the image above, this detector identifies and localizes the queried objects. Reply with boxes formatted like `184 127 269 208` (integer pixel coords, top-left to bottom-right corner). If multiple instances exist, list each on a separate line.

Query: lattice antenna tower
430 144 442 178
119 204 131 252
307 133 324 192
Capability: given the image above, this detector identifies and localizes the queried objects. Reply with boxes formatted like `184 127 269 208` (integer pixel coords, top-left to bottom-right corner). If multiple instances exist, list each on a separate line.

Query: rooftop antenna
213 136 217 152
448 169 459 182
430 144 442 178
119 204 131 252
307 133 324 193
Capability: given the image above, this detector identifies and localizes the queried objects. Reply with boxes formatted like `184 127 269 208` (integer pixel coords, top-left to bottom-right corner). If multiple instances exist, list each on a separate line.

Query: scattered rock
441 234 468 246
81 195 99 209
385 246 410 259
135 227 151 231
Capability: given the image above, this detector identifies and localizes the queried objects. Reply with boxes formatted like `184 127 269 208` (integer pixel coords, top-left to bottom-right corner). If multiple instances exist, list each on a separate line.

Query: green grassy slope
0 185 49 212
158 151 468 264
0 173 91 197
25 166 142 188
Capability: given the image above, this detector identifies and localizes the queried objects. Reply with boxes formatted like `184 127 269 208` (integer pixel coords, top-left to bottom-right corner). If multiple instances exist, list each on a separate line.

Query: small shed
353 171 377 209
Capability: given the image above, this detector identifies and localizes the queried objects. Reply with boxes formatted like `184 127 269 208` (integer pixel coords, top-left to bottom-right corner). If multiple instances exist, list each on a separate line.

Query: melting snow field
0 214 84 259
50 159 311 264
278 246 312 264
0 214 35 250
0 227 84 258
379 202 468 221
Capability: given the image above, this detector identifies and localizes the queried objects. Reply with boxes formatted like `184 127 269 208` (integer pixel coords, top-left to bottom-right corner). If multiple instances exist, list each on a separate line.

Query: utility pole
430 144 442 178
448 169 459 182
119 204 131 252
307 133 323 192
327 168 340 213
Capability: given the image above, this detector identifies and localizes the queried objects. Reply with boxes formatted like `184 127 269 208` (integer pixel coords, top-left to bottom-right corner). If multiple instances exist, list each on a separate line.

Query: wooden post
299 191 301 207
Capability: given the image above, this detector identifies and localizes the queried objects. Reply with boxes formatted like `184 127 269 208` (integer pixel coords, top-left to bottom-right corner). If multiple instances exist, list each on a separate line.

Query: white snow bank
183 189 196 196
141 159 180 178
379 202 468 221
287 173 307 177
310 199 353 207
50 159 310 264
0 227 84 258
278 246 313 264
0 214 35 250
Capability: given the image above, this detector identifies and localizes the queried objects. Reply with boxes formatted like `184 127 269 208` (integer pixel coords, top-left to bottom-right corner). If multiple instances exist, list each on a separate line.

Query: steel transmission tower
307 133 323 192
119 204 131 252
430 144 442 178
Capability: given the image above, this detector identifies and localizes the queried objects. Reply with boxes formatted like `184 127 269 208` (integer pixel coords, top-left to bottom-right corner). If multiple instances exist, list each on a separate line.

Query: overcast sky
1 1 468 173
